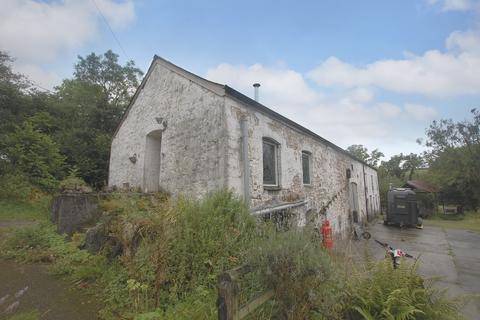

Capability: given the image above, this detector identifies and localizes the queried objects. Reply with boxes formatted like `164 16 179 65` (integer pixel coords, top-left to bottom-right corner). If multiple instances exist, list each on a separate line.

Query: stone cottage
109 56 380 235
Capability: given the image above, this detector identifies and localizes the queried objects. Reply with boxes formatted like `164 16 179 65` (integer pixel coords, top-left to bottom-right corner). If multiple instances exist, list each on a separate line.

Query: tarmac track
366 222 480 320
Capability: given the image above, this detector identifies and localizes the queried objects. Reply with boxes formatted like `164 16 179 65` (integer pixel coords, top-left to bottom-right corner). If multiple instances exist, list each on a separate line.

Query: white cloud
206 63 319 106
205 62 429 157
0 0 135 63
375 102 402 118
426 0 478 11
308 29 480 97
95 0 135 28
404 103 438 120
14 63 63 91
349 87 374 104
447 29 480 53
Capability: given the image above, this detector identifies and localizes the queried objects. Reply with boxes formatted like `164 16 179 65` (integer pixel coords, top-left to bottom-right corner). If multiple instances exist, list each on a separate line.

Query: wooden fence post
217 271 239 320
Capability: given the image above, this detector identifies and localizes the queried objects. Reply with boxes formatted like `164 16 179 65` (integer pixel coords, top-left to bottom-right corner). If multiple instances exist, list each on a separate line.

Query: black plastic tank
385 188 420 227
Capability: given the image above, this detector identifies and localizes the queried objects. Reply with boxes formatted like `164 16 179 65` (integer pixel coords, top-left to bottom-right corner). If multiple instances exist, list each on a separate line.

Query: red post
321 220 333 250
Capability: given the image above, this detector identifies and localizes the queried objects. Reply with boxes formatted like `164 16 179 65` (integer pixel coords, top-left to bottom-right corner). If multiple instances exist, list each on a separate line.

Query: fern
344 257 464 320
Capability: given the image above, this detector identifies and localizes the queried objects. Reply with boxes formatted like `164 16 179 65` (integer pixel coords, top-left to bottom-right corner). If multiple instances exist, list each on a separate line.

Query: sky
1 0 480 159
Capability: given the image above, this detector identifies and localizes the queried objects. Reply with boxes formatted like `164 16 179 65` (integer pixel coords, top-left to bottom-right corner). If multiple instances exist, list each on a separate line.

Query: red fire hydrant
321 220 333 250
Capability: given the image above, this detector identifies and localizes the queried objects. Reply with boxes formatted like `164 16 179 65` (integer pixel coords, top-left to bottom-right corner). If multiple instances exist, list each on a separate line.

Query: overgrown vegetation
248 227 343 319
1 191 252 319
1 191 465 320
345 259 464 320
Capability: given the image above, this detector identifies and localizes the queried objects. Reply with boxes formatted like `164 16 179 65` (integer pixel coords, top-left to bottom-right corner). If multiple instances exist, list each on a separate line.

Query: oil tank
385 188 420 227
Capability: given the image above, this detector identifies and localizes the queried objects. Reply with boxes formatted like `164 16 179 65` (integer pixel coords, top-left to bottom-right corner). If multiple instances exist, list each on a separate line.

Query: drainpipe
240 116 250 207
362 164 369 221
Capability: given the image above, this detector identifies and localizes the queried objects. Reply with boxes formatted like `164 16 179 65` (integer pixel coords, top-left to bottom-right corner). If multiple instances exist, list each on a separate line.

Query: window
302 151 311 185
263 138 279 187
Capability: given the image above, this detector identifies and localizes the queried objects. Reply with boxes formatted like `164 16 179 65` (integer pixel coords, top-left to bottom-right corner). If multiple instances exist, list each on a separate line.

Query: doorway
143 130 162 192
350 182 359 223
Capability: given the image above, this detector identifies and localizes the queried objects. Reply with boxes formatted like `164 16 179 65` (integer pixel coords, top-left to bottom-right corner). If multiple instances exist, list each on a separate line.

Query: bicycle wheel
362 231 371 240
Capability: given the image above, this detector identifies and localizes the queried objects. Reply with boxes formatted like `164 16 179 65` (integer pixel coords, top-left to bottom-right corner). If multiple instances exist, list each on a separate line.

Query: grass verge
0 197 50 222
424 211 480 232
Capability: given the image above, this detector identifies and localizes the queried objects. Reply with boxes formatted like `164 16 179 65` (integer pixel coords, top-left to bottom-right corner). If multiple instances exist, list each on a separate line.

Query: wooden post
217 271 239 320
217 265 272 320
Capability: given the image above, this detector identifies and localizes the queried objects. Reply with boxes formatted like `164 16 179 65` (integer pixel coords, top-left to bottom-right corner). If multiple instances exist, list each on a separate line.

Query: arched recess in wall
143 129 162 192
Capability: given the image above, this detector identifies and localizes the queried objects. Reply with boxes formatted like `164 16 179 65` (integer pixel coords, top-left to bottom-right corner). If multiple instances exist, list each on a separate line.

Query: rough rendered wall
364 165 381 217
225 97 379 236
109 61 227 198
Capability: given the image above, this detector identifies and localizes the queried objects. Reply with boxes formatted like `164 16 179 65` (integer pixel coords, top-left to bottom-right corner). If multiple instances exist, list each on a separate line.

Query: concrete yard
366 221 480 320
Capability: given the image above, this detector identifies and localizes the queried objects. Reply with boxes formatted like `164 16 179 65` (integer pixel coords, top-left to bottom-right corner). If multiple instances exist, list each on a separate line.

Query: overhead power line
31 82 54 93
91 0 130 60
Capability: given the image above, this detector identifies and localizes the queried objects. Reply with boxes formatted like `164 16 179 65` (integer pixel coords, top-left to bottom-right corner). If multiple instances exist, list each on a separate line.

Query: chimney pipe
253 83 260 102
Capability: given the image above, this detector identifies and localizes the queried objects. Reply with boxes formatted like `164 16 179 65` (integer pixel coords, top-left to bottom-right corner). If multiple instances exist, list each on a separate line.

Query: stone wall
224 97 380 236
51 194 99 235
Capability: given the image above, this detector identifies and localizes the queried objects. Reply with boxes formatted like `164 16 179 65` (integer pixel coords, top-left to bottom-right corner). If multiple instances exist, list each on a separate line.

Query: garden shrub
248 226 343 319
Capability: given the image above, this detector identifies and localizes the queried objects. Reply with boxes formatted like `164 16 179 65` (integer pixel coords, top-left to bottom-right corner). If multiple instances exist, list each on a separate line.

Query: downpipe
240 116 250 207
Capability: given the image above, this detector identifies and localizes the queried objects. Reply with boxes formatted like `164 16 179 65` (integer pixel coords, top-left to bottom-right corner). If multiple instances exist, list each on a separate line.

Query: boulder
83 223 124 259
83 223 108 254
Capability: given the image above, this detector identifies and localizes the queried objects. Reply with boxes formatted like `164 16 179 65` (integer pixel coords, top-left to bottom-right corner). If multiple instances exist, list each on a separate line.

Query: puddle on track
0 259 100 319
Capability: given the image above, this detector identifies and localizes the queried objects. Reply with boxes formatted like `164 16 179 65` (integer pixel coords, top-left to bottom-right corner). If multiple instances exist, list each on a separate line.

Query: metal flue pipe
253 83 260 102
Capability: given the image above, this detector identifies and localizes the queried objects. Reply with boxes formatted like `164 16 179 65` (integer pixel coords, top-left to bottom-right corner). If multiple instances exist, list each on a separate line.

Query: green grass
6 310 40 320
0 198 50 222
424 211 480 232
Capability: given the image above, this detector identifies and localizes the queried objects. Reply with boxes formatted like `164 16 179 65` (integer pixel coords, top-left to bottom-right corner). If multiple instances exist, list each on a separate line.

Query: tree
0 51 46 136
368 149 385 167
422 109 480 209
74 50 143 113
51 50 143 188
346 145 369 162
0 121 65 191
346 144 384 167
402 153 424 180
0 51 29 87
380 154 404 179
1 50 144 190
